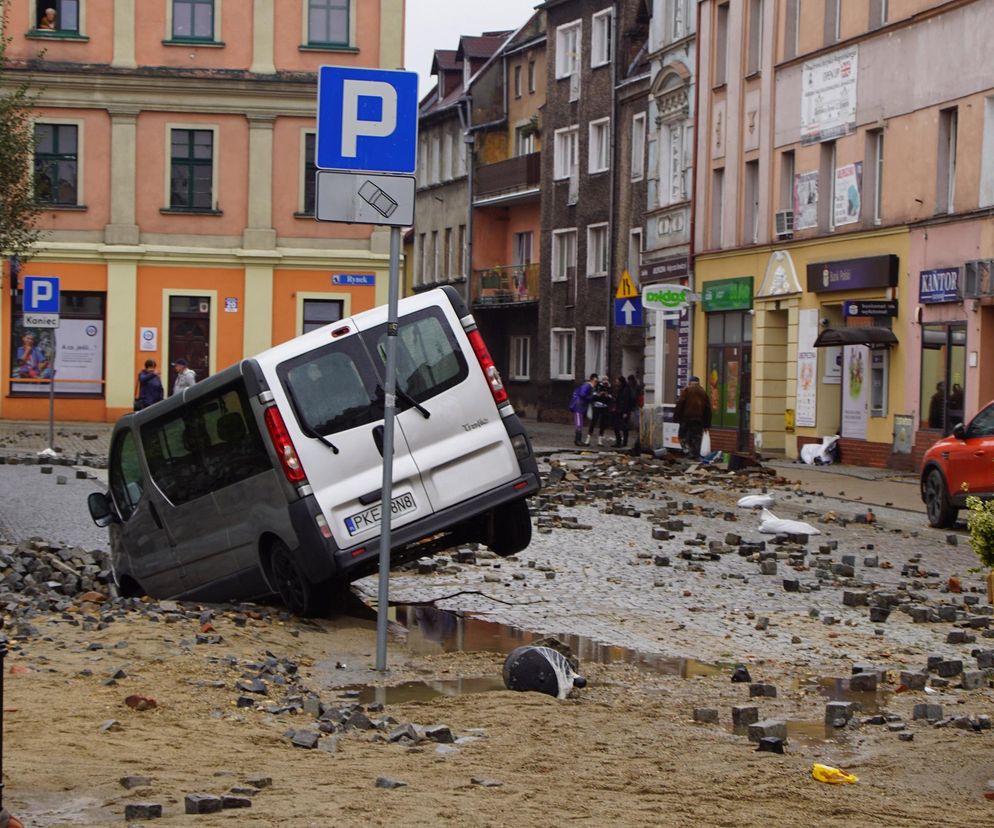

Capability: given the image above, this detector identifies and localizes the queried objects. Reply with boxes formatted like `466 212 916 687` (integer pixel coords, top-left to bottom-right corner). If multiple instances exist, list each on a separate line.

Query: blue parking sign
317 67 419 174
23 276 60 313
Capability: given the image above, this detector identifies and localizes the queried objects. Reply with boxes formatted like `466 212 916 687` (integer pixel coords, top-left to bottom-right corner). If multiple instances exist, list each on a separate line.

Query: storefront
702 276 753 452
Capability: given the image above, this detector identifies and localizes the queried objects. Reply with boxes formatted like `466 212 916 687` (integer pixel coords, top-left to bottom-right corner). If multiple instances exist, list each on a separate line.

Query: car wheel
487 499 533 557
269 541 330 616
924 468 957 529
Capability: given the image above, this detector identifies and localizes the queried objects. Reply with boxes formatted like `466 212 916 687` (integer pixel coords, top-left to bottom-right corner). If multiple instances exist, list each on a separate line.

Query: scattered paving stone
732 705 759 727
424 725 455 743
185 794 223 814
756 737 784 754
899 732 914 742
693 708 719 724
375 777 407 789
947 630 976 645
120 775 151 790
124 803 162 820
961 671 988 690
747 720 787 743
221 796 252 809
749 684 777 698
235 678 267 695
946 534 958 546
849 673 878 692
825 701 859 727
913 703 943 722
470 777 503 787
731 665 752 683
935 660 964 678
245 775 272 789
869 606 890 623
899 672 928 691
389 724 421 743
289 729 320 749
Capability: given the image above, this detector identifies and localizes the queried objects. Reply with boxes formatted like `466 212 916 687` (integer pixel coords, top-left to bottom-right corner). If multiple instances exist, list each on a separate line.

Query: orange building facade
1 0 404 422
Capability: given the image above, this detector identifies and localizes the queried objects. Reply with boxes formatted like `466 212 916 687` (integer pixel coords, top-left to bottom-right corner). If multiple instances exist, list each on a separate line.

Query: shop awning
813 327 899 349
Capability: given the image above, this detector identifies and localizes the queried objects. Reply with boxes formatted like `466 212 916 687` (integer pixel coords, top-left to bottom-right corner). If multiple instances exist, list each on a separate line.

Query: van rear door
271 326 432 550
355 291 521 513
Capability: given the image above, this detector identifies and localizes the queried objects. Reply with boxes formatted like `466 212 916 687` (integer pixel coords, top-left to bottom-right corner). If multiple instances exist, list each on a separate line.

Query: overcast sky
405 0 541 97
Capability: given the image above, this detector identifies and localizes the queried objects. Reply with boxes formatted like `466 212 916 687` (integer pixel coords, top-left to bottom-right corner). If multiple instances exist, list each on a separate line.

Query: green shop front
701 277 754 452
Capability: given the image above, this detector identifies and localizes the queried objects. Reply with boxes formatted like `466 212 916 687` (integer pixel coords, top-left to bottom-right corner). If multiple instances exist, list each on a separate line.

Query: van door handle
359 488 382 506
372 425 385 456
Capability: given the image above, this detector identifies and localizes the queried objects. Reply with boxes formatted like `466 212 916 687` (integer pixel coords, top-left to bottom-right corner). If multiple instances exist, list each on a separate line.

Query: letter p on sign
317 67 418 175
23 276 60 313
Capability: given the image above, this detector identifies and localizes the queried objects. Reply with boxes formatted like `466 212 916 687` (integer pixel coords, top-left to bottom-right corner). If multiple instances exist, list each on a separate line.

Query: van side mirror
88 491 119 527
952 423 967 441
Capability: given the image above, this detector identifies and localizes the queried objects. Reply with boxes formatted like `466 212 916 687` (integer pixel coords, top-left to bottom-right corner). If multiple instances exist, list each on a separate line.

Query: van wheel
487 499 533 557
269 541 329 616
924 469 957 529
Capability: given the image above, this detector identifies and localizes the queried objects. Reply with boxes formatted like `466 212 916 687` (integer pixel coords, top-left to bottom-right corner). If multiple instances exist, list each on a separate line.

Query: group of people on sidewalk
569 374 643 450
134 358 197 411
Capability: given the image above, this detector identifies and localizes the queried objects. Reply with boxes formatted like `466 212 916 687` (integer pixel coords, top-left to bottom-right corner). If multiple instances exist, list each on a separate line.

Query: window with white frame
585 327 606 378
744 160 760 244
516 126 536 157
587 224 608 278
980 97 994 208
671 0 688 41
456 224 466 276
33 0 80 34
555 20 581 79
430 230 439 280
443 227 452 277
631 112 646 181
784 0 800 59
938 107 958 214
628 228 642 274
715 2 729 86
747 0 763 75
455 135 467 177
824 0 840 45
710 168 724 248
307 0 349 47
866 130 884 223
554 125 579 180
416 233 426 286
510 336 531 380
550 328 575 380
552 229 577 282
528 60 536 93
869 0 888 29
661 120 692 204
442 133 452 181
417 137 427 186
591 9 613 67
429 136 440 184
589 118 610 174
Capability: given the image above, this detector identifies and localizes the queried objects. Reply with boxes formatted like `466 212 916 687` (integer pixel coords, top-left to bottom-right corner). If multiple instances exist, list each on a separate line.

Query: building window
784 0 800 59
429 136 440 184
308 0 349 46
631 112 646 181
744 160 760 244
710 168 724 248
430 230 439 280
554 125 579 180
591 9 613 68
779 149 795 212
937 107 957 215
302 132 317 215
671 0 688 41
172 0 214 41
555 20 581 79
628 228 642 274
514 231 533 266
869 0 888 29
528 60 537 93
515 126 536 157
662 120 692 204
824 0 840 45
865 130 883 224
747 0 763 75
510 336 531 380
818 140 836 231
442 134 453 181
11 291 105 396
714 2 729 86
585 327 606 378
33 123 78 206
456 225 466 276
514 65 523 98
551 328 575 380
416 233 426 286
552 229 577 282
34 0 79 33
589 118 610 174
982 96 994 208
302 299 344 334
170 128 214 211
706 311 753 429
587 224 608 278
921 323 967 434
442 227 452 277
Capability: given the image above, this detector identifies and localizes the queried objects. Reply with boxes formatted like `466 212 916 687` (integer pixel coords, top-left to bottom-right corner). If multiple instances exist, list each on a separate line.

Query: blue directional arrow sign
615 297 643 327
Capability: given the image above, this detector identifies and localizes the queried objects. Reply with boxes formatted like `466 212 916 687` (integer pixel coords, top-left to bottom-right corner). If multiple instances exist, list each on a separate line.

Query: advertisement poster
842 345 869 440
823 347 842 384
726 361 739 415
11 319 103 395
800 46 858 145
10 324 55 393
833 162 862 227
794 171 819 230
796 309 818 427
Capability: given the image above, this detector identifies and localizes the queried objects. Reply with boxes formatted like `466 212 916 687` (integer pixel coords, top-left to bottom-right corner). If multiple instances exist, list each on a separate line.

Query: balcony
472 263 540 307
475 153 542 203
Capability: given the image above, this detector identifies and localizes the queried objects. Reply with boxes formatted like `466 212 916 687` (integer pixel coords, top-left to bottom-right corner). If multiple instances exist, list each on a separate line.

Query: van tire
269 540 331 617
487 499 532 557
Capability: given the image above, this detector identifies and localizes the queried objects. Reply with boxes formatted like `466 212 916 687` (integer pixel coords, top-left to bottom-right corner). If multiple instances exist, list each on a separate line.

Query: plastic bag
700 429 711 456
503 645 587 699
759 508 821 536
738 494 774 509
811 763 858 785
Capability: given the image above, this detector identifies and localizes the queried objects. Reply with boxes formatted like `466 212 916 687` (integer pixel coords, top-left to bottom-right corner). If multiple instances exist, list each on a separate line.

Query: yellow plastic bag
812 763 858 785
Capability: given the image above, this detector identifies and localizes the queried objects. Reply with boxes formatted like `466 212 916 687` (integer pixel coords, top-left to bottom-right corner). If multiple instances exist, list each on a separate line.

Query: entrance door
169 296 210 390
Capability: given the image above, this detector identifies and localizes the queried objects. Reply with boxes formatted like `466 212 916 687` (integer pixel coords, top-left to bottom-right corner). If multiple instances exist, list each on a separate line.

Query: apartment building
694 0 994 468
1 0 405 423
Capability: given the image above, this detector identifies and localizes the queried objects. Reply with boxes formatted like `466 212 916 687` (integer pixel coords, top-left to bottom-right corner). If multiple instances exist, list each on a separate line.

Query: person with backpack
569 374 597 446
587 378 614 446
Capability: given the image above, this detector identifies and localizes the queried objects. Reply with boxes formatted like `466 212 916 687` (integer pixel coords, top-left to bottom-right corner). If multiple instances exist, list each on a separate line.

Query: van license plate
345 492 417 536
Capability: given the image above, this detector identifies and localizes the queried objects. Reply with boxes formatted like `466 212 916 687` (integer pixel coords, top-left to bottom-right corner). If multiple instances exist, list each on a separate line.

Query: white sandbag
738 494 774 509
758 508 821 536
800 434 840 465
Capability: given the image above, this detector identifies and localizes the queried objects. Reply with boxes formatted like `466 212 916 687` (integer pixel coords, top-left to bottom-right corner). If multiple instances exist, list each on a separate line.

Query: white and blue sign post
315 66 418 672
23 276 61 450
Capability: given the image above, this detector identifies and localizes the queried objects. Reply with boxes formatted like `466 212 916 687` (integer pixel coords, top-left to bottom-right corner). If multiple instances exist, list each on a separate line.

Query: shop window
706 311 752 429
10 291 105 396
34 1 79 34
302 299 343 334
33 123 78 206
920 323 967 434
172 0 214 41
169 128 214 211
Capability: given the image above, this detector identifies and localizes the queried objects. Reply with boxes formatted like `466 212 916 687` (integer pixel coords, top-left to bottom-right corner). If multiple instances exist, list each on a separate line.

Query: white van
88 287 539 614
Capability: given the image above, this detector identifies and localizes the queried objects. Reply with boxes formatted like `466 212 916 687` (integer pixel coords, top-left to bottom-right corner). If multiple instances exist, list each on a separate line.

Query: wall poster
794 171 819 230
833 162 862 227
842 345 869 440
796 309 819 427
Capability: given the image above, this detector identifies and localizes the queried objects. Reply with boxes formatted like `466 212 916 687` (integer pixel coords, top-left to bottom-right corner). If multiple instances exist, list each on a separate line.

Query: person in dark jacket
136 359 164 410
587 378 614 446
612 376 635 448
674 375 712 459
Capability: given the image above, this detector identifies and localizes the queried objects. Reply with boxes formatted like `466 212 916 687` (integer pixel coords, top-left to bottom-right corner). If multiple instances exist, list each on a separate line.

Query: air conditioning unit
774 209 794 239
963 259 994 298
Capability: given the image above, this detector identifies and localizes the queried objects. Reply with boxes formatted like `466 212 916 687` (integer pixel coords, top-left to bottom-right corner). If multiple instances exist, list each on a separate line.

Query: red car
921 399 994 528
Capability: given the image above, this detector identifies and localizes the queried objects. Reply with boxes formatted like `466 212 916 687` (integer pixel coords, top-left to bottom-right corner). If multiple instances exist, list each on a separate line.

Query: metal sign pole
375 225 402 672
48 370 55 451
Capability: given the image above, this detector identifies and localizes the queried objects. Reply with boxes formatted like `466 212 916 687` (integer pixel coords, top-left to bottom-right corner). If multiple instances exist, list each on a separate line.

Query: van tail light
264 406 307 484
466 329 508 406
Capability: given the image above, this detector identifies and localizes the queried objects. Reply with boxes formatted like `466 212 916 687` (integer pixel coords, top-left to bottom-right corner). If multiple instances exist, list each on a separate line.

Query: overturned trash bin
502 646 587 699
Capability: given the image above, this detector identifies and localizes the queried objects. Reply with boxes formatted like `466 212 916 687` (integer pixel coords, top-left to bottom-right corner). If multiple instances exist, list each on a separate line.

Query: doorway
168 295 211 389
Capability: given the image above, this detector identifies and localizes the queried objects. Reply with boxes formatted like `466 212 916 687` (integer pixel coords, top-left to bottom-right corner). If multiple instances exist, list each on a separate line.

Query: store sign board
806 255 898 293
919 267 961 304
843 300 898 317
701 276 753 312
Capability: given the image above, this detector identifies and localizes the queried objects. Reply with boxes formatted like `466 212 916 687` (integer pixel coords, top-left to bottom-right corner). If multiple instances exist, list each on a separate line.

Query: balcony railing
472 263 540 306
475 152 542 200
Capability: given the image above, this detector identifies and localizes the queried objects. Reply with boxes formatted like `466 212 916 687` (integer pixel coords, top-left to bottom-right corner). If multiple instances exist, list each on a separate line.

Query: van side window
279 335 385 436
366 307 468 404
141 383 270 504
109 429 144 519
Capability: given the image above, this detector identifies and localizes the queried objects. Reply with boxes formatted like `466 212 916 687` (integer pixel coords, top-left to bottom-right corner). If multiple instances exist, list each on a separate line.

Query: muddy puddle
11 793 116 827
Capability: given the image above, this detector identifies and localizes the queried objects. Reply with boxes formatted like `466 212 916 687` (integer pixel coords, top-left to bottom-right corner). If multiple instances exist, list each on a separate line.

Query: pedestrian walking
674 375 712 459
612 376 635 448
588 378 614 446
628 374 643 455
171 357 197 396
569 374 597 446
135 359 164 410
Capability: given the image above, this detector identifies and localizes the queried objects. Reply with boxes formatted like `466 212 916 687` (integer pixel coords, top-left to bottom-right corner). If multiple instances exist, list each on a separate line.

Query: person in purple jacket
569 373 598 446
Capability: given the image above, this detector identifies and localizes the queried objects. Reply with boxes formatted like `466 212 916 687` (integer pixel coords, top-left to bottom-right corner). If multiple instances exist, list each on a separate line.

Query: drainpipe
687 0 703 402
459 96 475 306
605 1 621 377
